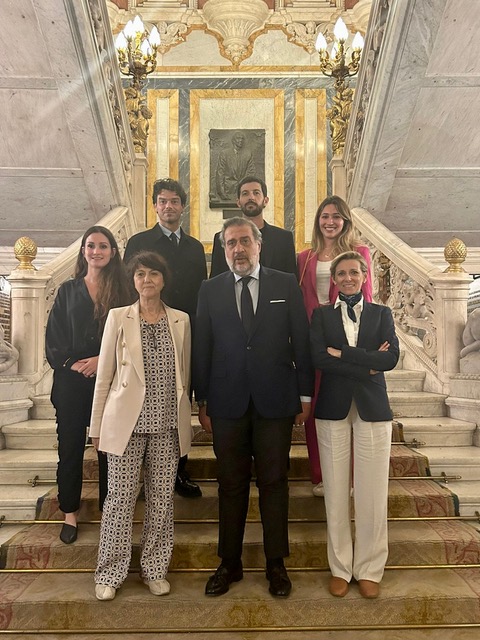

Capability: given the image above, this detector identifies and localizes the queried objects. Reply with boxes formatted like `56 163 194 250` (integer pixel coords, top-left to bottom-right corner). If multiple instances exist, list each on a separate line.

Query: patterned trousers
95 430 179 588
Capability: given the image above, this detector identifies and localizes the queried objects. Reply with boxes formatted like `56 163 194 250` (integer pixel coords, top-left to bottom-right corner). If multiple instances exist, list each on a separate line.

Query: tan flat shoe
329 576 349 597
358 579 380 599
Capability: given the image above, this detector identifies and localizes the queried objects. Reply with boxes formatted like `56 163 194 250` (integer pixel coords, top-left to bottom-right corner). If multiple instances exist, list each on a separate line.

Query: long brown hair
311 195 361 257
75 226 132 330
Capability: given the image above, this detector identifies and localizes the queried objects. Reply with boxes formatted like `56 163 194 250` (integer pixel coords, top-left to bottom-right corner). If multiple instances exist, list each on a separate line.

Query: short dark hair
126 251 171 292
219 217 263 247
152 178 187 206
237 176 267 199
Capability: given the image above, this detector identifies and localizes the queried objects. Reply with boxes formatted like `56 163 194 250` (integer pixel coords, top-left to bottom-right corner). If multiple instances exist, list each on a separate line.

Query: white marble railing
352 207 471 394
6 207 135 396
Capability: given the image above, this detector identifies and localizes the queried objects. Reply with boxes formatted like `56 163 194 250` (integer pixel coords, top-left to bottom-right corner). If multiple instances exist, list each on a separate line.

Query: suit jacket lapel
165 305 185 382
123 302 145 384
249 267 269 338
357 302 371 346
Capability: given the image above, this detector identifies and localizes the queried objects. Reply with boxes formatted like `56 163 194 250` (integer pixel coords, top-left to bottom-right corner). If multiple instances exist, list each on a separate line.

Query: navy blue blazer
310 302 399 422
194 266 314 420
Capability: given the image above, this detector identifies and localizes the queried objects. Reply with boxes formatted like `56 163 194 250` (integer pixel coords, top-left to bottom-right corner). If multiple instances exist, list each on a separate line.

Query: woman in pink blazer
297 196 372 496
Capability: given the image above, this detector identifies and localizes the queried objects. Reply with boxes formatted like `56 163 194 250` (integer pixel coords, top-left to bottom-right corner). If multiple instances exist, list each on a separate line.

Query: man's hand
294 401 311 427
91 437 100 451
327 347 341 359
198 405 212 434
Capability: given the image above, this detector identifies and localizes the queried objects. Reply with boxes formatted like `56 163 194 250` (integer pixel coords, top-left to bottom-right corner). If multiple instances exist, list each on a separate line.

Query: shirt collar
334 294 365 313
233 263 261 283
158 223 181 240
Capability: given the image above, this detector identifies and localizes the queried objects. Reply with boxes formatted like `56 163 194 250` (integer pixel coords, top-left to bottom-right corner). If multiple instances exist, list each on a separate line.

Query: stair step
420 446 480 481
386 369 425 392
34 478 458 523
0 398 32 429
398 417 476 446
389 392 447 417
3 519 478 571
30 393 55 420
446 480 480 517
1 420 58 450
0 449 58 484
1 568 478 632
0 485 56 520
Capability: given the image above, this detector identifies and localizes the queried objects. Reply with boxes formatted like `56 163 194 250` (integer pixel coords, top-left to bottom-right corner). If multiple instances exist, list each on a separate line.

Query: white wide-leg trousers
316 401 392 583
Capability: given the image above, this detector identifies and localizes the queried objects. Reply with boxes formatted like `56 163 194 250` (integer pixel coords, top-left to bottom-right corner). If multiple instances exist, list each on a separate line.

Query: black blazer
194 266 314 420
209 221 297 278
124 225 207 320
46 278 101 370
310 302 399 422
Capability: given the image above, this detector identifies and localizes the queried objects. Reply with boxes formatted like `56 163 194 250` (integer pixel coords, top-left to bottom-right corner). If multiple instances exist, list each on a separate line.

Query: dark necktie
240 276 254 334
169 232 178 247
339 291 362 322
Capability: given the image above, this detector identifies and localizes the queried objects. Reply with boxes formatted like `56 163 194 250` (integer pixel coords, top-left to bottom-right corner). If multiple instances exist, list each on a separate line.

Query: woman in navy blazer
310 251 399 599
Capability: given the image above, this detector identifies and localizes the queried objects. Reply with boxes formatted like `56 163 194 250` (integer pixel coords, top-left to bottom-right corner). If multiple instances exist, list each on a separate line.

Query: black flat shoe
266 564 292 597
175 471 202 498
205 563 243 596
60 523 77 544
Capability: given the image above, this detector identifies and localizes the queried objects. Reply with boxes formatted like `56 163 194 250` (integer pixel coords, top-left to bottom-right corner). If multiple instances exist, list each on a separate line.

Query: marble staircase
0 365 480 635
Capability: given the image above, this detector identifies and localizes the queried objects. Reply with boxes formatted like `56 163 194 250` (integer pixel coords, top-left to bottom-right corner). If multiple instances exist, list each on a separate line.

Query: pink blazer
297 244 372 321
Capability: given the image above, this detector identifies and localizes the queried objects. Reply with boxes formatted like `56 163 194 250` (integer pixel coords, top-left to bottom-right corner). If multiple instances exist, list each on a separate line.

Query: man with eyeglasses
125 178 207 498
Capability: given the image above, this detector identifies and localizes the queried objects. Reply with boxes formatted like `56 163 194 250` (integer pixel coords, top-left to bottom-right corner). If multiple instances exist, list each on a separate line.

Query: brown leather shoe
329 576 349 597
358 579 380 599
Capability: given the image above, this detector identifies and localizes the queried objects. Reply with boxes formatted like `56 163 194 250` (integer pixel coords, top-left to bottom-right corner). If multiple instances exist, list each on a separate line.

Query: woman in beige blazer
90 251 192 601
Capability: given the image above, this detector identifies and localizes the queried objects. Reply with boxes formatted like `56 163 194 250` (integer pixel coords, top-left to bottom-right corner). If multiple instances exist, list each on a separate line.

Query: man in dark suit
209 176 297 278
124 178 207 498
194 217 313 598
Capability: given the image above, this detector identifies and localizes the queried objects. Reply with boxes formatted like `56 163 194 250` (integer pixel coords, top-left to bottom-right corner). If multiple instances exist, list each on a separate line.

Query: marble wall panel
384 176 480 247
427 0 480 76
295 90 328 250
0 176 95 246
399 87 480 168
1 0 52 78
0 88 79 168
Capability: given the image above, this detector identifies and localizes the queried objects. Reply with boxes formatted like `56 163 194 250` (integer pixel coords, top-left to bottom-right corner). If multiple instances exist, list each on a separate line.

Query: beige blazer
89 301 192 457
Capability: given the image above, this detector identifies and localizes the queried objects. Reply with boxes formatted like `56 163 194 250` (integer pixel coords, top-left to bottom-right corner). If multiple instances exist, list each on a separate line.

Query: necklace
141 307 165 325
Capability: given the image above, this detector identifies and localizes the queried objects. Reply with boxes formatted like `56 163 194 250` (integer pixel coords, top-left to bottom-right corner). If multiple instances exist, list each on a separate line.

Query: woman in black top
46 226 131 544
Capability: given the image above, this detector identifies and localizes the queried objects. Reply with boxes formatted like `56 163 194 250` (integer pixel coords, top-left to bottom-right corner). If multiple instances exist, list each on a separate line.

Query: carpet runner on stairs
0 428 479 633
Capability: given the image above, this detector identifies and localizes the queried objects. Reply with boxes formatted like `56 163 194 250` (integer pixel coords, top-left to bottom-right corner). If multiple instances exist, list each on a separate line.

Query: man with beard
194 217 313 598
209 176 297 278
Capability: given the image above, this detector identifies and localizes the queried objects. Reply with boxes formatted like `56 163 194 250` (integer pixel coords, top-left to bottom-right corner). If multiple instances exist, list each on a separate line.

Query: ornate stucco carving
106 0 371 66
203 0 270 65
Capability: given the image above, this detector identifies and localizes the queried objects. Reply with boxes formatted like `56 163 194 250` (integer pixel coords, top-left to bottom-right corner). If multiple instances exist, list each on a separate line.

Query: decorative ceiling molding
106 0 372 66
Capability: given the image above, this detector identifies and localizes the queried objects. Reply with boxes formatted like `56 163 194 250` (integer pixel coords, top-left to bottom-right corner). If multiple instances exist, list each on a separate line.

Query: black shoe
205 563 243 596
59 523 77 544
175 471 202 498
266 563 291 597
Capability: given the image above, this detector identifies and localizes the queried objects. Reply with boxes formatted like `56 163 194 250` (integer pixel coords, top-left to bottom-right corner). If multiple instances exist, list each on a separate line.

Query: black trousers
51 368 107 513
212 401 293 562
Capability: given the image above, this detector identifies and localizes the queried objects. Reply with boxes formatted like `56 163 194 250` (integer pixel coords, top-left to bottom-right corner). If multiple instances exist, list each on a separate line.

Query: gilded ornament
14 236 37 271
444 237 467 273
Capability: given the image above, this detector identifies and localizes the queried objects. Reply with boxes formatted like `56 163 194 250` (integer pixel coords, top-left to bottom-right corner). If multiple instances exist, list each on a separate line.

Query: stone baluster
7 238 50 382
